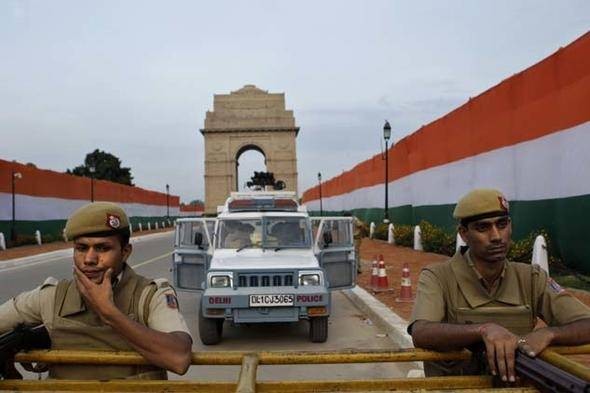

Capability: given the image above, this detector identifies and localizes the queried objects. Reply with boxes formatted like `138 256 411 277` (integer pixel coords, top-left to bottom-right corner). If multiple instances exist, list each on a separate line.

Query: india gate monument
200 85 300 215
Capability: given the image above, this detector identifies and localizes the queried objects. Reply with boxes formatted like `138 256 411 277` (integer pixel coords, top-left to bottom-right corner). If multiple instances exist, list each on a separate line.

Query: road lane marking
130 252 172 269
0 251 172 274
0 255 72 273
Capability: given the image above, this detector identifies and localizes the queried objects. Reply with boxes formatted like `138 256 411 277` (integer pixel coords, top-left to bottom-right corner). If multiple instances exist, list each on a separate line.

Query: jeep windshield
216 217 311 249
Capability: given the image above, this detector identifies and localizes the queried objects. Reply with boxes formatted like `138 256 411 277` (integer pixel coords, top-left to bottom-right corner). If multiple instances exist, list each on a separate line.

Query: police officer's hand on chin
73 266 117 324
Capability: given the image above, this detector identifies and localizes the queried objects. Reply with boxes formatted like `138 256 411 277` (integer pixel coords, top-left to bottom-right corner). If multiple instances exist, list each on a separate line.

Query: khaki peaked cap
65 202 130 240
453 188 509 221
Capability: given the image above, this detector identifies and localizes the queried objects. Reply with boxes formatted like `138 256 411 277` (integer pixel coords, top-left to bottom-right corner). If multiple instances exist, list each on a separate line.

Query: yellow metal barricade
0 345 588 392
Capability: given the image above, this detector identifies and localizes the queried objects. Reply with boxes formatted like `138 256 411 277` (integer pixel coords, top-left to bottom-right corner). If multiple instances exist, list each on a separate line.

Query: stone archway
234 143 266 190
200 85 299 215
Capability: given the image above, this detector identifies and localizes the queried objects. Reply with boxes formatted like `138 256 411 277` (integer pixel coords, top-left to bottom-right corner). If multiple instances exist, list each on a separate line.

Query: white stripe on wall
306 120 590 211
0 194 180 221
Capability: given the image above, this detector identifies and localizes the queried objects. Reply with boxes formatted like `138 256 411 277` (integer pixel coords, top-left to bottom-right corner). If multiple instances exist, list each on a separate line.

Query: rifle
515 350 589 393
0 325 51 379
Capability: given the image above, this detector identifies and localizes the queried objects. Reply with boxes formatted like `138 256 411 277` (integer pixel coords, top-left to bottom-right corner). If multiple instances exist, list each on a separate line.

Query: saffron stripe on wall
0 159 179 206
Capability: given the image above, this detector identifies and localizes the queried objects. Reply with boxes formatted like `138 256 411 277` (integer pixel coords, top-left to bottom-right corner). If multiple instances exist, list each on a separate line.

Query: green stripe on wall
310 194 590 274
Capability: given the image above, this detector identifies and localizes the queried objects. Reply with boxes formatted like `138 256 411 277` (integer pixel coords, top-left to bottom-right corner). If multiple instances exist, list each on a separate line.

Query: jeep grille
237 273 295 288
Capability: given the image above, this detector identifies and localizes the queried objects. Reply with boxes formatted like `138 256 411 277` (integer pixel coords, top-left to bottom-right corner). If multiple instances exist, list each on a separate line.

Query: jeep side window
179 221 209 248
319 220 351 249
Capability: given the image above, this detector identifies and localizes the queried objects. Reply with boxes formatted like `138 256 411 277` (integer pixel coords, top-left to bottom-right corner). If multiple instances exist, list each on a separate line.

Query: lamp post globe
383 120 391 141
89 166 96 202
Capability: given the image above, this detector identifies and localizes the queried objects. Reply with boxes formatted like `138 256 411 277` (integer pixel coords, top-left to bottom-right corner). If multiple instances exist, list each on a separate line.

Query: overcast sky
1 1 588 202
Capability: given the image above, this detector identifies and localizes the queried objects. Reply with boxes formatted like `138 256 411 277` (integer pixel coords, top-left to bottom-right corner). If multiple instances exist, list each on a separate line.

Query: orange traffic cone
396 263 414 302
370 255 379 289
374 255 392 292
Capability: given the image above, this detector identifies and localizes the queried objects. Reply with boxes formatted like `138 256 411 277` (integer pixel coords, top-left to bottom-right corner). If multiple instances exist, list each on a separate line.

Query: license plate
249 294 294 307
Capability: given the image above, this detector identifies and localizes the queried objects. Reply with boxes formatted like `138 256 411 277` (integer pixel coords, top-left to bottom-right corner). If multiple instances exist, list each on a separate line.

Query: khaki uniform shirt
0 265 191 379
409 249 590 376
0 268 191 337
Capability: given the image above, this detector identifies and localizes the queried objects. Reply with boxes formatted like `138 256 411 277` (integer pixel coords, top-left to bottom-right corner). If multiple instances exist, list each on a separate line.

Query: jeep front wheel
309 316 328 343
198 304 223 345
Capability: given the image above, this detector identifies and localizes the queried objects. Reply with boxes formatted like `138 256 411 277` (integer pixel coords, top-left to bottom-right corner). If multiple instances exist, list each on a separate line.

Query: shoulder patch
151 278 171 289
547 277 564 294
165 293 179 309
41 276 59 288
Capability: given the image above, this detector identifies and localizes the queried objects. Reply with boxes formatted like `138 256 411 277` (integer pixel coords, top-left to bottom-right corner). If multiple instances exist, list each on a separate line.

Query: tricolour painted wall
302 32 590 273
0 159 180 239
179 203 204 217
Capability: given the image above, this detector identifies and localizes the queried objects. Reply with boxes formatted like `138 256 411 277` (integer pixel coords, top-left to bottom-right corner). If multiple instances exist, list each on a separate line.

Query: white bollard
62 228 68 242
35 230 42 245
532 235 549 275
129 224 133 235
369 222 376 239
161 221 165 228
0 233 5 250
155 222 159 230
455 232 466 253
147 222 151 231
413 225 423 251
388 223 395 244
138 223 143 232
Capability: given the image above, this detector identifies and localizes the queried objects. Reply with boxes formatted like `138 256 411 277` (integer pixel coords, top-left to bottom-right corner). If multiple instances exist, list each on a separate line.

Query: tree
67 149 134 186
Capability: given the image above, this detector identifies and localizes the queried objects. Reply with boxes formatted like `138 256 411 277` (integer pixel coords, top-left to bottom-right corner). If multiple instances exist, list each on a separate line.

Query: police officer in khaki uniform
344 213 366 274
0 202 193 379
352 217 366 274
409 189 590 382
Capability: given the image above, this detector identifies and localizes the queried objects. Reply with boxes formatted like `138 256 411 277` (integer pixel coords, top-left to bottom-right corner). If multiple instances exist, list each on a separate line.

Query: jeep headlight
299 273 320 286
210 275 232 288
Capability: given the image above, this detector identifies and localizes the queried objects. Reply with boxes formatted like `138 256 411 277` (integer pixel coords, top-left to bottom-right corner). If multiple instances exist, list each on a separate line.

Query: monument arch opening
236 144 267 191
201 85 299 215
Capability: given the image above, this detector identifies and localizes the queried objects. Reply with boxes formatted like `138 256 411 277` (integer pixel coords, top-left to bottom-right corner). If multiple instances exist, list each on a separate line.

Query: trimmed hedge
420 220 456 256
372 223 414 247
393 225 414 247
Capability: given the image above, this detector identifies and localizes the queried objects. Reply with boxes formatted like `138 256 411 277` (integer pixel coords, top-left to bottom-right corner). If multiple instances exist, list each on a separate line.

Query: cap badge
106 214 121 229
498 196 509 212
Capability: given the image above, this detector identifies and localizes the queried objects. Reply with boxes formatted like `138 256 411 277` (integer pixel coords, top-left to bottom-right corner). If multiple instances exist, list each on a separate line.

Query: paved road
0 232 411 381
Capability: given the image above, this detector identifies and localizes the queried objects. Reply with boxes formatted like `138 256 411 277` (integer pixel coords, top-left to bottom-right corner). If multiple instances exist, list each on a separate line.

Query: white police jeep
172 191 355 345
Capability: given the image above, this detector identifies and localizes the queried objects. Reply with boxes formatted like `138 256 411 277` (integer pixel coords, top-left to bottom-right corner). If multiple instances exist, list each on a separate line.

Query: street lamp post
383 121 391 223
89 166 96 202
11 170 22 242
166 184 170 218
317 172 323 216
